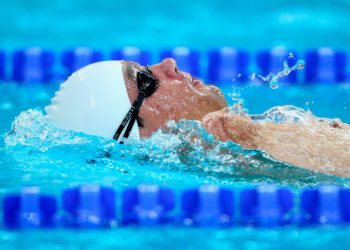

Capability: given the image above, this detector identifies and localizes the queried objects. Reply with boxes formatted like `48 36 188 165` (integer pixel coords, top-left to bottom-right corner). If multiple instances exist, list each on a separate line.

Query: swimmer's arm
202 109 350 177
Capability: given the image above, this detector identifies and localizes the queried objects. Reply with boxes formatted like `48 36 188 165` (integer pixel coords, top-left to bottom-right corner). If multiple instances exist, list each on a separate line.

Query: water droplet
270 82 278 89
249 73 256 80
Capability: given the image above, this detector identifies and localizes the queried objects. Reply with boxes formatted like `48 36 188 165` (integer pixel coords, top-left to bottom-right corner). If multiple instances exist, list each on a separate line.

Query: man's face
123 58 228 137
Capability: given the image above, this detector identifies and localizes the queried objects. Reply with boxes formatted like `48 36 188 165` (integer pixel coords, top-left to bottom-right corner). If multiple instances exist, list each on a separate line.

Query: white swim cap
45 61 140 140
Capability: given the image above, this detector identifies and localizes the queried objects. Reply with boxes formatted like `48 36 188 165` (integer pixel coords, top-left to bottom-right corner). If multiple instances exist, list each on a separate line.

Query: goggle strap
122 95 144 139
113 94 144 142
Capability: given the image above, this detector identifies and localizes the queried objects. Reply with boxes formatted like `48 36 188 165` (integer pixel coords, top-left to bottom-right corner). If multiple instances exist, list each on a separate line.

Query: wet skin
122 58 228 138
122 58 350 177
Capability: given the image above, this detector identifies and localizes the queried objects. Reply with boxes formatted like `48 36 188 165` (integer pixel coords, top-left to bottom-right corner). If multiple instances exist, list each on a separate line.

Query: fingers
202 111 232 142
202 111 257 148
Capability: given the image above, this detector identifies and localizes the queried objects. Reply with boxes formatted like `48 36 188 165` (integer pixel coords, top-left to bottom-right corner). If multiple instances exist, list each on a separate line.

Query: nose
160 58 180 78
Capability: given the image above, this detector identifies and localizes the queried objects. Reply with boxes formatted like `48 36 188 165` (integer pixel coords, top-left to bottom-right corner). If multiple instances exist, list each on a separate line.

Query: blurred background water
1 0 350 51
1 0 350 249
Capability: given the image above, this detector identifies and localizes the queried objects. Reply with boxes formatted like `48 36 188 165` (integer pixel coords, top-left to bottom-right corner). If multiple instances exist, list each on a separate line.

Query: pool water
2 0 350 248
1 227 350 250
2 0 350 51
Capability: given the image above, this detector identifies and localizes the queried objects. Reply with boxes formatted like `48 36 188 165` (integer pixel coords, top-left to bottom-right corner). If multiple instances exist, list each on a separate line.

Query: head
122 58 228 137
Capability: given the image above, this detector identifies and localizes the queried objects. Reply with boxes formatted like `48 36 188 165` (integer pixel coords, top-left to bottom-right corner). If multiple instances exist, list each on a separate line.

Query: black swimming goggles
113 66 159 142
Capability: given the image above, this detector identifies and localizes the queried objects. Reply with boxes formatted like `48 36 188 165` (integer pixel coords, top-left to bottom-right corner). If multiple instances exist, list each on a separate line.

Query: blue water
2 0 350 249
1 81 350 249
1 0 350 51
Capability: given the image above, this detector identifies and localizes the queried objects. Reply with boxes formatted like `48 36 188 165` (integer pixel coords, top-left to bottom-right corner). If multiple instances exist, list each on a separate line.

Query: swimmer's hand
202 108 258 149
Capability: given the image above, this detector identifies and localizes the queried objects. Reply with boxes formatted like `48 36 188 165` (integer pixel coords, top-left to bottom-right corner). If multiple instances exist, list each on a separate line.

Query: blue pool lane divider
62 184 116 228
3 187 57 229
0 50 5 80
4 184 350 229
207 47 249 84
12 48 55 83
62 47 103 75
1 47 349 84
160 47 201 77
122 185 175 225
305 48 347 83
240 185 294 227
181 185 234 226
111 47 152 66
300 185 350 226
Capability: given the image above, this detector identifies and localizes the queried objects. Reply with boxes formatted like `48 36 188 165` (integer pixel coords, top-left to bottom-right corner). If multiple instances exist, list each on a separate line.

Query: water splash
250 105 314 124
227 87 247 114
251 105 344 126
258 60 305 89
3 109 343 187
249 73 256 81
4 109 102 151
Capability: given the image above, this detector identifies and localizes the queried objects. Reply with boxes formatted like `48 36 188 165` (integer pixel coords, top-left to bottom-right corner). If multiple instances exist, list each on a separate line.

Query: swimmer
46 58 350 177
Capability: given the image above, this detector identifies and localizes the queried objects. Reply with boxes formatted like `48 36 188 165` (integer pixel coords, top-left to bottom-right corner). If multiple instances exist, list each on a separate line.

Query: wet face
123 58 228 138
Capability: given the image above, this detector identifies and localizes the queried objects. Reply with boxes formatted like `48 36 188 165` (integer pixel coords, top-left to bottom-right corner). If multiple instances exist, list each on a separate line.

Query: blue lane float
62 184 116 228
240 185 294 227
3 184 350 229
12 48 55 83
300 185 350 226
111 47 151 66
62 47 103 75
2 47 350 84
257 47 298 83
160 47 200 77
0 50 5 80
207 47 249 84
3 187 57 229
181 185 234 226
122 185 175 226
305 48 347 83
